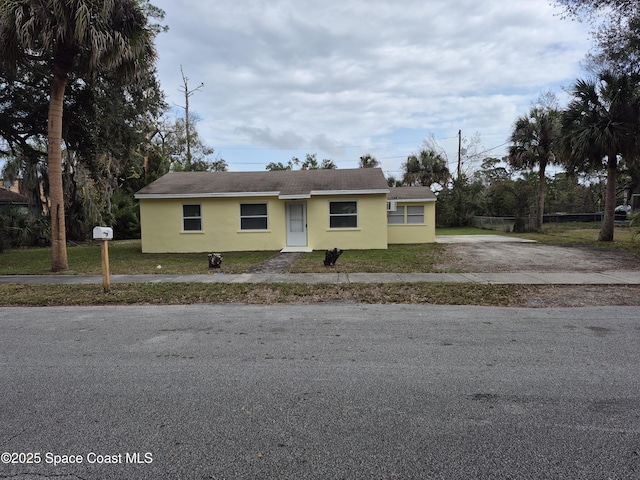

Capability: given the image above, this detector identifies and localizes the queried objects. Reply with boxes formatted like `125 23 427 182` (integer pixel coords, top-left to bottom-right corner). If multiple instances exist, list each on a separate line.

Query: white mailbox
93 226 114 240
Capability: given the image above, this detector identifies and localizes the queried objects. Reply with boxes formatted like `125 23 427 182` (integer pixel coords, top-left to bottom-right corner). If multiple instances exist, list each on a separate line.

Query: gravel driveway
439 242 640 273
435 237 640 307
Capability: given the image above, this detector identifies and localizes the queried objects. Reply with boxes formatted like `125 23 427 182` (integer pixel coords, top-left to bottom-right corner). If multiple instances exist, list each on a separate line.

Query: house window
387 205 425 224
240 203 268 230
329 201 358 228
387 205 405 224
183 204 202 231
407 205 424 224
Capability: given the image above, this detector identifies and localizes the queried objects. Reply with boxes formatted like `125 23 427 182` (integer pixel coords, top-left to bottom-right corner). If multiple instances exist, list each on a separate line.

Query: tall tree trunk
537 163 546 230
48 67 69 271
599 152 618 242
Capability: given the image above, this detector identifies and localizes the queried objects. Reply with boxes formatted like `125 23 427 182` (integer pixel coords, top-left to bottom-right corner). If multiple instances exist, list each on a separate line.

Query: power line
213 135 462 152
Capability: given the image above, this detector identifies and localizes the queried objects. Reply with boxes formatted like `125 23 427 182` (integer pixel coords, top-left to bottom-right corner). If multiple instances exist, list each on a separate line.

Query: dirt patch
518 285 640 308
435 242 640 307
437 243 640 273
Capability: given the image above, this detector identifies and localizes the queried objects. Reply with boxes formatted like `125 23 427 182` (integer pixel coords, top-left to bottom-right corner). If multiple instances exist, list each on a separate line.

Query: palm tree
402 148 450 188
561 70 640 241
508 106 561 230
359 154 380 168
0 0 158 271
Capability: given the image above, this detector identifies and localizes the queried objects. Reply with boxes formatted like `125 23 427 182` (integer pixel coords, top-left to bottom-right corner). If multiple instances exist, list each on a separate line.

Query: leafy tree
66 67 168 223
473 157 510 186
1 60 168 241
267 154 335 171
266 160 296 171
555 0 640 74
0 62 50 213
107 189 141 240
386 176 403 188
166 115 227 172
561 70 640 241
402 148 450 188
0 0 159 271
471 158 518 217
319 158 337 169
435 176 485 227
556 2 640 209
619 158 640 205
508 105 562 229
359 154 380 168
300 153 336 170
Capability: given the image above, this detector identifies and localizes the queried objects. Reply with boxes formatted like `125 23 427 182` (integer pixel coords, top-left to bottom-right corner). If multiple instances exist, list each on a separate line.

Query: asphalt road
0 304 639 480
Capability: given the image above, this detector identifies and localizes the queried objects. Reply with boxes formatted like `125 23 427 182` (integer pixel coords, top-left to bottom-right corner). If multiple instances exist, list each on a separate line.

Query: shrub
0 206 31 251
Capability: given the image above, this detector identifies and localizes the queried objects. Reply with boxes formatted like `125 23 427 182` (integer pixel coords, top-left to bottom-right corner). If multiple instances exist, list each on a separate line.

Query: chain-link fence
472 216 537 232
473 213 632 232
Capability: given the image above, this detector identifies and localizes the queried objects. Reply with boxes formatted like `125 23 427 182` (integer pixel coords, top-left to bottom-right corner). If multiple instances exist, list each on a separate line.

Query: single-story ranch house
134 168 436 253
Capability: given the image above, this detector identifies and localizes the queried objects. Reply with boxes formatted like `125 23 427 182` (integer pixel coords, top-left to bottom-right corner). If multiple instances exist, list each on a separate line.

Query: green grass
0 282 524 307
2 225 639 306
0 241 454 275
286 244 452 273
511 225 640 254
2 224 639 277
0 240 277 275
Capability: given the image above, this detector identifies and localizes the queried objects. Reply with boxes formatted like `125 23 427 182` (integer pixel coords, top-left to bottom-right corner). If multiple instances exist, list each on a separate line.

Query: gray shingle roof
135 168 390 198
0 188 31 204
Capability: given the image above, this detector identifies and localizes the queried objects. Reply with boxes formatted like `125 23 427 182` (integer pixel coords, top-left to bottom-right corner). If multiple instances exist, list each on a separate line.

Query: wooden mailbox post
93 227 113 293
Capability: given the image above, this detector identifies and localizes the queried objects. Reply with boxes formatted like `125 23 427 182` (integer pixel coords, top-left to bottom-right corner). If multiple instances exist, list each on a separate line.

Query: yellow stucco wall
307 194 388 250
139 193 390 253
139 197 286 253
387 201 436 244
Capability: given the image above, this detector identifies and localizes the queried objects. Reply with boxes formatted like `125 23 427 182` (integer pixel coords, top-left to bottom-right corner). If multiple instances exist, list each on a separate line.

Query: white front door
286 202 307 247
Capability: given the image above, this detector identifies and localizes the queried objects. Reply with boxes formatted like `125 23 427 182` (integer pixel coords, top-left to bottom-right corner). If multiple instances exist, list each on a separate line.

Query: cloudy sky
151 0 591 177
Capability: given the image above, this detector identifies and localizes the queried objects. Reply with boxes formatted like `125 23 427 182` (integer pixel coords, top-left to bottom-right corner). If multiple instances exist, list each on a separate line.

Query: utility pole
457 129 462 180
178 66 204 171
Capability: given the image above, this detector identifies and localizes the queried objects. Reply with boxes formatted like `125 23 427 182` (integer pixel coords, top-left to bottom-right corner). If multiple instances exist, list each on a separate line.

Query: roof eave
278 194 312 200
389 198 437 202
310 189 390 196
134 191 281 200
136 189 390 199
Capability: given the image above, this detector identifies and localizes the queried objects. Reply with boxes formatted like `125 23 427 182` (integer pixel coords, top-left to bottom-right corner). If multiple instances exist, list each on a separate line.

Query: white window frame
329 201 358 229
240 203 269 230
387 204 425 224
407 205 425 224
182 204 202 231
387 205 406 224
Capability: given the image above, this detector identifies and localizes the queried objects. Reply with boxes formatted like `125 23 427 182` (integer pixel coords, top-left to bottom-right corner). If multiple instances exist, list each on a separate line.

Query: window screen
240 203 268 230
183 204 202 231
329 201 357 228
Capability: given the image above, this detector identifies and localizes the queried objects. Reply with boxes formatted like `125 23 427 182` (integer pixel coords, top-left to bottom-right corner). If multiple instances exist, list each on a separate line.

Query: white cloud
151 0 591 173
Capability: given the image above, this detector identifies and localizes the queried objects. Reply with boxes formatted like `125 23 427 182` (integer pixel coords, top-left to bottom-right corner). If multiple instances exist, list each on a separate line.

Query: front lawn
286 244 452 273
0 240 276 275
1 224 638 276
0 241 454 275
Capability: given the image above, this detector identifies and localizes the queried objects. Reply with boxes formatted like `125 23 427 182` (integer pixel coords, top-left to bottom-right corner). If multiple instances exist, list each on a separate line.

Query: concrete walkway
2 271 640 285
